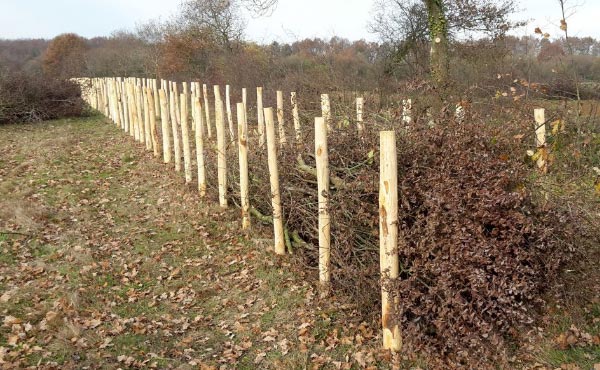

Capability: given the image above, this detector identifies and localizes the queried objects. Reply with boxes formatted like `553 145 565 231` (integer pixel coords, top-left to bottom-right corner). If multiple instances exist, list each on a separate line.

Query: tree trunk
424 0 449 89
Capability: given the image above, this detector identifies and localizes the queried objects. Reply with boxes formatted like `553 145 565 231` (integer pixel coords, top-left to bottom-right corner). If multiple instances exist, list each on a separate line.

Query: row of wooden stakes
75 77 402 352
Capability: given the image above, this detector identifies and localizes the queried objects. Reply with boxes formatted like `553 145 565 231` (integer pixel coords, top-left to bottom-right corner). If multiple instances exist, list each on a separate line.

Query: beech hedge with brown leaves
206 108 572 366
0 72 85 124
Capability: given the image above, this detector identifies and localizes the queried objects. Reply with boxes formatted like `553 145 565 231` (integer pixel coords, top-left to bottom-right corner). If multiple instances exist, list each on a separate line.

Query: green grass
0 234 17 265
535 301 600 368
543 347 600 368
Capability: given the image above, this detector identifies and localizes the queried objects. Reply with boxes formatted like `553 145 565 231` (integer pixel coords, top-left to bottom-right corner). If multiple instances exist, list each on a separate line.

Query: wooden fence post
173 82 181 132
130 83 139 140
237 103 250 229
242 88 248 132
321 94 331 131
315 117 330 293
226 84 235 140
128 82 135 139
356 97 364 134
214 85 228 208
257 87 265 148
190 82 196 132
103 79 109 116
114 79 120 126
153 79 160 118
242 88 247 110
203 84 212 139
194 97 207 197
122 81 130 133
379 130 401 352
291 92 301 144
143 86 152 150
534 108 547 173
118 79 125 130
136 84 145 145
170 92 182 172
402 99 412 125
147 88 160 157
264 108 285 254
180 93 193 184
133 80 139 140
159 89 172 163
276 90 287 146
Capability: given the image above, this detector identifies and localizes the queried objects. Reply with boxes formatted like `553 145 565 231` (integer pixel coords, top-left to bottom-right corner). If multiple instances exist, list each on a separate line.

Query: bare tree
424 0 449 88
179 0 277 51
371 0 521 90
180 0 244 50
557 0 582 116
369 0 430 77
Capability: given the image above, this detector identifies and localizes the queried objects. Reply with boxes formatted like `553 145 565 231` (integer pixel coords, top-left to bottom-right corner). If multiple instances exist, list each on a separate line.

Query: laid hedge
204 106 572 366
0 71 85 124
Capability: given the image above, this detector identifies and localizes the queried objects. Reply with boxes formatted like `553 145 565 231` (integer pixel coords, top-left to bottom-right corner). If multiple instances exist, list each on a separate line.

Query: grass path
0 116 395 369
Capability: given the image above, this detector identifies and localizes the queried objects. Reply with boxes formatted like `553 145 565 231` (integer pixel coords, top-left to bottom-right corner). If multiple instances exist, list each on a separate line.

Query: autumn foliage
0 72 84 124
211 103 575 366
42 33 88 78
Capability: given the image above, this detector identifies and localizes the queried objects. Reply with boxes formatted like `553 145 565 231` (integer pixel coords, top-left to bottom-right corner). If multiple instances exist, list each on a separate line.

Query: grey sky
0 0 598 42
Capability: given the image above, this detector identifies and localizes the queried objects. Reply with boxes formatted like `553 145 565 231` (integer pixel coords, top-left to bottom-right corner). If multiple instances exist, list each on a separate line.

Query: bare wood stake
147 88 160 157
114 79 120 126
356 97 364 134
153 79 160 118
143 87 152 150
276 90 287 146
194 97 207 197
118 79 125 131
242 88 248 131
173 83 181 131
379 130 402 352
132 81 139 139
402 99 412 125
291 92 301 143
122 81 130 133
257 87 265 148
127 82 135 138
136 84 145 144
103 79 109 116
169 93 182 172
242 88 247 112
214 85 228 208
190 83 196 132
191 82 200 132
203 84 212 139
534 108 547 173
159 89 172 163
264 107 285 254
321 94 331 131
226 85 235 139
237 103 250 230
130 83 138 140
315 117 330 293
180 93 193 184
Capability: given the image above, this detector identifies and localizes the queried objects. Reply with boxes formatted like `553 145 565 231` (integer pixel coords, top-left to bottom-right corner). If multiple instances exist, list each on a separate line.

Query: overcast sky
1 0 598 42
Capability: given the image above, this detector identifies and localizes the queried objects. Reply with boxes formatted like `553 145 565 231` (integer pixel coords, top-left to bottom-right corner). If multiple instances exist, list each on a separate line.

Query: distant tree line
0 0 599 116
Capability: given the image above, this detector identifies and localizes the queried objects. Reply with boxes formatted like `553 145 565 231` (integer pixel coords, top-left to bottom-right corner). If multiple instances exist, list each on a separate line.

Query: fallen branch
250 207 306 254
0 231 34 238
296 154 346 189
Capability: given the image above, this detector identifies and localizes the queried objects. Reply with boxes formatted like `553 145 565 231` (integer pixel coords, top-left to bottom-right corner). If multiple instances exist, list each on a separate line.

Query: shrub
0 71 85 124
